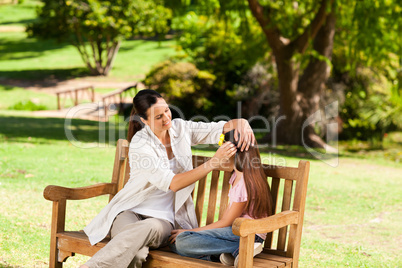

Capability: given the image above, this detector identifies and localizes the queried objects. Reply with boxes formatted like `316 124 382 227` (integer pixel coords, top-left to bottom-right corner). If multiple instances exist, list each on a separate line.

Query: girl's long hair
127 89 162 142
225 130 273 218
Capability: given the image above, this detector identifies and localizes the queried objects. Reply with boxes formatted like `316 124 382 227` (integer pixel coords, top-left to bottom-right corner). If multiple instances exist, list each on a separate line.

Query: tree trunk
274 13 335 148
103 41 121 76
274 49 304 145
297 12 336 148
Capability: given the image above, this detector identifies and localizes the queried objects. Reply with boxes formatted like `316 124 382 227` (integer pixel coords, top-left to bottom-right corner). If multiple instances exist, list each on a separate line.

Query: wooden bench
101 84 138 118
56 86 95 110
44 139 310 268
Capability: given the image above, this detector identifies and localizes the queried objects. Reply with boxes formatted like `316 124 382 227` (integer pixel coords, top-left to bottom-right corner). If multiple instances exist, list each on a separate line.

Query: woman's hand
210 142 237 170
234 119 256 152
169 229 189 243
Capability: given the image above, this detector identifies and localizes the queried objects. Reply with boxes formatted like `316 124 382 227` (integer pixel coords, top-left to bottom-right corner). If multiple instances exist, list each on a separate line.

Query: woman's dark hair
127 89 162 142
224 130 273 218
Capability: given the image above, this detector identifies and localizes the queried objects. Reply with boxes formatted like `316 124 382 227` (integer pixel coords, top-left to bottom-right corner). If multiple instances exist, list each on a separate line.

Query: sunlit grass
0 31 177 81
0 0 41 26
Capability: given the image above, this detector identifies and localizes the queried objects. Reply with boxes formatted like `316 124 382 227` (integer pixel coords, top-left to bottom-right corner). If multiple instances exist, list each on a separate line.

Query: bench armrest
43 183 117 201
232 210 299 237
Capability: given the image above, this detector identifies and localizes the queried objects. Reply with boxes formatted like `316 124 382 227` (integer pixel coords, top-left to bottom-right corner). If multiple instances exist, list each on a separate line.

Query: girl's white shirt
84 118 226 245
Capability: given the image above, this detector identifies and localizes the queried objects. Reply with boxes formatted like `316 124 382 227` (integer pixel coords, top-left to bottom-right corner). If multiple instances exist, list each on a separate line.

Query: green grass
0 85 62 110
0 0 41 26
0 114 401 267
0 31 177 81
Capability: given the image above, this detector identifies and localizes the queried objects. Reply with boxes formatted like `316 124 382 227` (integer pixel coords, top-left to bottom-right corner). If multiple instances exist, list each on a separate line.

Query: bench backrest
110 139 309 261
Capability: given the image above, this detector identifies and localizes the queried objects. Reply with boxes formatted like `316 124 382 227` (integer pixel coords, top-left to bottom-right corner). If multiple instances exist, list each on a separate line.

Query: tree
248 0 402 147
28 0 172 76
243 0 335 148
169 0 401 147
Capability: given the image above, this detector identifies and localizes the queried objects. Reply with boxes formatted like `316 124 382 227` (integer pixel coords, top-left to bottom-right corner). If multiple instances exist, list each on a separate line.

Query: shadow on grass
0 67 91 82
0 115 128 145
0 34 71 61
0 18 36 25
0 84 17 91
118 38 175 52
0 115 345 161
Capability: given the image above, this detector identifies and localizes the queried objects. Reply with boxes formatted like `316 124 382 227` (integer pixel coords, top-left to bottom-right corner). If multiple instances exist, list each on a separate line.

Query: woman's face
141 98 172 135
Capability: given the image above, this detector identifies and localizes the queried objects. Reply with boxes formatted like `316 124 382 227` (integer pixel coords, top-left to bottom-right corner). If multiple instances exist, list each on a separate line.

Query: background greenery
0 1 401 267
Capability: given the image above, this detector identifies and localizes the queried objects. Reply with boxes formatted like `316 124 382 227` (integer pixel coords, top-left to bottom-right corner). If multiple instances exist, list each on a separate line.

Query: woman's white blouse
84 118 226 245
130 157 183 225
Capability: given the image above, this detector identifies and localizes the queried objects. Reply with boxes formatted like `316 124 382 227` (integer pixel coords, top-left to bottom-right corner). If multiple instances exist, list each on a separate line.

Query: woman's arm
169 201 246 243
223 119 256 152
169 142 237 192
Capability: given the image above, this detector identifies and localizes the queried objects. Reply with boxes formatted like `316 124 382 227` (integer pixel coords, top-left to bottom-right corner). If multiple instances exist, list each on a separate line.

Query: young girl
169 130 273 267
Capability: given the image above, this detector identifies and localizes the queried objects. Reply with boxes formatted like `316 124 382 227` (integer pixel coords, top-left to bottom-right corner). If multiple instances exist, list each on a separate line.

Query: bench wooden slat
145 250 226 267
57 232 108 258
195 176 207 225
264 166 299 180
206 170 220 225
218 171 231 220
277 179 293 250
253 258 285 268
257 252 292 263
265 177 280 249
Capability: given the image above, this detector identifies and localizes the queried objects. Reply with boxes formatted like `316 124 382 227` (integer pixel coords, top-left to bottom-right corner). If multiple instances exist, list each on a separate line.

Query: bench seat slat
57 232 108 257
145 250 226 267
55 232 293 268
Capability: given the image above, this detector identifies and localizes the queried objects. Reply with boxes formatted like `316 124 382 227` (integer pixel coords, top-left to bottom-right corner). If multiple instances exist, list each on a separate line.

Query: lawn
0 31 177 81
0 0 41 26
0 114 401 267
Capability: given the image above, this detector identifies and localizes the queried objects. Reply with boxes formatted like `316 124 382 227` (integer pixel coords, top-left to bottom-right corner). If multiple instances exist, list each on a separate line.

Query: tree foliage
28 0 172 75
164 0 401 146
163 7 271 118
333 0 402 141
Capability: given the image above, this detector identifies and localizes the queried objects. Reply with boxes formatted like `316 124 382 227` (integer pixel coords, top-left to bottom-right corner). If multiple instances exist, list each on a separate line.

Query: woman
80 89 255 268
169 130 273 267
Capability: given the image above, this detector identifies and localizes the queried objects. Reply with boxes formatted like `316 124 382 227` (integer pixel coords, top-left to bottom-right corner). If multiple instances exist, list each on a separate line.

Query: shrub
143 60 216 117
337 66 402 142
8 100 48 111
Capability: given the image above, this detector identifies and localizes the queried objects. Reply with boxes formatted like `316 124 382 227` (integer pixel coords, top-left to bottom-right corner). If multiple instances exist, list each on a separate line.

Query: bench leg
49 200 66 268
49 244 63 268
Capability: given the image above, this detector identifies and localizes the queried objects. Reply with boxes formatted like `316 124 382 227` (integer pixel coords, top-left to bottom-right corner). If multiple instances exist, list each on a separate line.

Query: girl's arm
169 201 246 243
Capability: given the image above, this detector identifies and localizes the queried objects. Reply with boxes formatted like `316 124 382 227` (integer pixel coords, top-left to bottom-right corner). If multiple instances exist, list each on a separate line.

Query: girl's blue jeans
169 227 264 262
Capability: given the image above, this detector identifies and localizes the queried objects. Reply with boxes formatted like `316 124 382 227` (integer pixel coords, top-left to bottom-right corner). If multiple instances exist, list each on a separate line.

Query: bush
228 61 279 119
143 60 216 117
337 66 402 142
8 100 48 111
